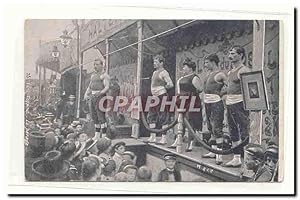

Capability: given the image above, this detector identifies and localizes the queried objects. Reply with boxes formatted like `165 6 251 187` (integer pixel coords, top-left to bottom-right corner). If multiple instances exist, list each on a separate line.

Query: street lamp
51 45 60 60
59 20 82 119
59 30 72 48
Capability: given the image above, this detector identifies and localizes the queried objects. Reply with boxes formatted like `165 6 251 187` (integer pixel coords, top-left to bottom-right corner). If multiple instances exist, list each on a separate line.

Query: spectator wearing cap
158 153 181 182
243 144 264 178
112 142 126 172
253 143 279 182
97 137 113 161
137 166 152 182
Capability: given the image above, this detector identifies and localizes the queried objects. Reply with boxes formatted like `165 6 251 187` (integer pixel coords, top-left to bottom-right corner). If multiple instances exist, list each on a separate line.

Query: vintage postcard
6 5 295 195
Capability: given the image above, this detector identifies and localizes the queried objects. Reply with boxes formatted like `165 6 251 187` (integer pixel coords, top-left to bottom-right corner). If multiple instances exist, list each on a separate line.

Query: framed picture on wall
240 70 269 111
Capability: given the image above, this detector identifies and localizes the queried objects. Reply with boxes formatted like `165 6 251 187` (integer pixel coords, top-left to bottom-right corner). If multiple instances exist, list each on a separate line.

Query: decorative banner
80 19 137 52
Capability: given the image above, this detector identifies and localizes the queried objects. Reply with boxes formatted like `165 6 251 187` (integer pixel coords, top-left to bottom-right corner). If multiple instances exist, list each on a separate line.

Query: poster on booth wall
6 5 294 196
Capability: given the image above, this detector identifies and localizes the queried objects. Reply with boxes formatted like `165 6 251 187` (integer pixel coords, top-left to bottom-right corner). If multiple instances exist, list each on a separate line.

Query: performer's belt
204 93 221 104
91 90 101 95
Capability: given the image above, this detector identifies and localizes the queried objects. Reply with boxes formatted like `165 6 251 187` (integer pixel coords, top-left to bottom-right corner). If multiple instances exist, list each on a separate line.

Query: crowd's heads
102 159 116 176
81 156 101 181
97 137 112 154
59 141 76 160
44 129 59 151
123 151 136 165
123 165 138 182
137 166 152 181
114 172 128 182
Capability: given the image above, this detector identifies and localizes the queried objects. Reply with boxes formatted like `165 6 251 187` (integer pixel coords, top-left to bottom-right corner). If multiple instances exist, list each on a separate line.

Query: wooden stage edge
112 137 246 182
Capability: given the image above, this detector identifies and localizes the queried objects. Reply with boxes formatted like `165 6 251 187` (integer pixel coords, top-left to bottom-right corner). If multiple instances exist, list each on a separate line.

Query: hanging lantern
51 46 60 59
59 30 72 48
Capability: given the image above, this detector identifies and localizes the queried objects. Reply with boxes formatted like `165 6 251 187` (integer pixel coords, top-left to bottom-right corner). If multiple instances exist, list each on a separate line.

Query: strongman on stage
223 45 251 168
147 54 174 144
202 54 226 165
170 58 202 151
84 58 110 140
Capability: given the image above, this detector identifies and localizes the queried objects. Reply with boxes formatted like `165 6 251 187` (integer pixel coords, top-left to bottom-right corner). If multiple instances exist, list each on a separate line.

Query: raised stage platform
112 137 246 182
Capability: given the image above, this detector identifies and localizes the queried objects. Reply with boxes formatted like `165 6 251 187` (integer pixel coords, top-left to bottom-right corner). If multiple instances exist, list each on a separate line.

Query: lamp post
59 20 81 119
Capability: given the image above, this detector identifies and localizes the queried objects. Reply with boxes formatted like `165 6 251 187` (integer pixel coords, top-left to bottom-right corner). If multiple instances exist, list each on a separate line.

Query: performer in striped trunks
202 54 226 165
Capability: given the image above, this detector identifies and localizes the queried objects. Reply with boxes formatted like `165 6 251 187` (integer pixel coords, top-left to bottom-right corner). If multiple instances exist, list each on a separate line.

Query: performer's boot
93 124 101 140
100 123 108 138
223 140 242 168
157 124 168 145
157 134 167 145
168 135 179 148
147 123 157 143
215 138 223 165
185 140 194 152
202 145 217 158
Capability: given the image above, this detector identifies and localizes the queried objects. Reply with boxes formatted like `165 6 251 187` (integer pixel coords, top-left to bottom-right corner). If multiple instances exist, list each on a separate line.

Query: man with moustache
223 45 251 168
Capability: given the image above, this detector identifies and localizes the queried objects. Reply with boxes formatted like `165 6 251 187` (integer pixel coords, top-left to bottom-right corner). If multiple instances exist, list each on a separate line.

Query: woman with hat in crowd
31 150 70 181
158 153 181 182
